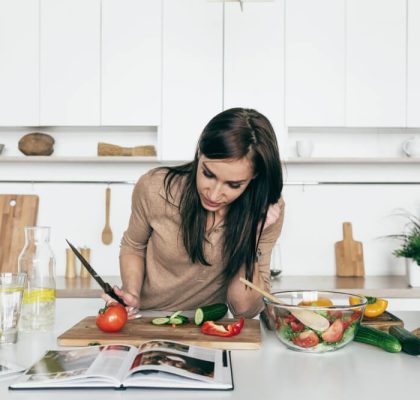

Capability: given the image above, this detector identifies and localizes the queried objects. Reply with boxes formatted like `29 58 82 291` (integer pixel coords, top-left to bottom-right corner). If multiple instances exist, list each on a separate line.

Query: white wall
1 161 419 277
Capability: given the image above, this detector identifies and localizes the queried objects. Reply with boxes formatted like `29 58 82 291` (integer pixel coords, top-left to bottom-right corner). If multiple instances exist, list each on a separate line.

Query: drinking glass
0 273 26 344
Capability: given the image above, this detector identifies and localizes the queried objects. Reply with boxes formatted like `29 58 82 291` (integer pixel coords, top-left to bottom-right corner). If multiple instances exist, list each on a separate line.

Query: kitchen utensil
66 240 125 306
0 195 39 272
263 290 367 353
335 222 365 277
239 277 330 332
57 316 261 350
101 188 113 245
361 311 403 332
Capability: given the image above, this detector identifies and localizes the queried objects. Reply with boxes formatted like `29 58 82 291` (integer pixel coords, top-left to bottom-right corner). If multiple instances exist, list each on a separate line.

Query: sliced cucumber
151 317 171 325
194 303 228 326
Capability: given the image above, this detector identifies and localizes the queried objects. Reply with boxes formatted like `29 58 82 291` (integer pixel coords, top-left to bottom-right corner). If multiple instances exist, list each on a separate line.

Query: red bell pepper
200 318 245 337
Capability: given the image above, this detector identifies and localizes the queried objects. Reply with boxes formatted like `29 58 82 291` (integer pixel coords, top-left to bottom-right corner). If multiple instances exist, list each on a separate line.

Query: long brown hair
164 108 283 282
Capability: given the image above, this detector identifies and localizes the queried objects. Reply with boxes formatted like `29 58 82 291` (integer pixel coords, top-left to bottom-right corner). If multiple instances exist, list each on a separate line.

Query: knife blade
66 239 126 307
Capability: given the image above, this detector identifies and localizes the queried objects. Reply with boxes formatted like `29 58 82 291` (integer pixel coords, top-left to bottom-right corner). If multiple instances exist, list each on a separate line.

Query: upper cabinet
40 0 100 126
285 0 345 127
407 0 420 127
161 0 223 161
101 0 161 126
346 0 406 127
224 1 285 144
0 0 39 126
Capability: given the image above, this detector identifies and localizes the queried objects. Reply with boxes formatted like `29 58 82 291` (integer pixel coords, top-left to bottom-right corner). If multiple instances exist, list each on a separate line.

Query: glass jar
17 226 56 332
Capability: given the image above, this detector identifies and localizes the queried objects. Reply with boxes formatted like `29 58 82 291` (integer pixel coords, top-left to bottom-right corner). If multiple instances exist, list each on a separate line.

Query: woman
110 108 285 318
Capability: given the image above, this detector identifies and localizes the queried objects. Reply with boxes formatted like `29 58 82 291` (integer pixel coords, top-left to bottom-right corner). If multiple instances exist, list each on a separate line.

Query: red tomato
96 303 128 333
290 321 305 332
321 319 344 343
292 330 320 348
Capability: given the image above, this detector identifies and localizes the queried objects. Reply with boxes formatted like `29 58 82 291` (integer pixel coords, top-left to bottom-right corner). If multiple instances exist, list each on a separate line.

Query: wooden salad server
239 277 330 332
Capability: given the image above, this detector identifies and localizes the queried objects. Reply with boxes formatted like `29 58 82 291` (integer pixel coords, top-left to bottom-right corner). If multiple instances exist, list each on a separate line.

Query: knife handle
104 283 127 307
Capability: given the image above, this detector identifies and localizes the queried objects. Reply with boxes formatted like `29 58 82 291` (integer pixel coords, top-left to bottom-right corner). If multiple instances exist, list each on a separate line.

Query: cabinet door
224 1 285 143
347 0 406 127
407 0 420 127
40 0 100 125
161 0 223 161
101 0 161 126
0 0 39 126
285 0 346 127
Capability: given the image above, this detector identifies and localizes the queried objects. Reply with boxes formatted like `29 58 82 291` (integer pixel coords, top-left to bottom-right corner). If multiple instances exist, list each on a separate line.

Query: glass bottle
17 226 56 332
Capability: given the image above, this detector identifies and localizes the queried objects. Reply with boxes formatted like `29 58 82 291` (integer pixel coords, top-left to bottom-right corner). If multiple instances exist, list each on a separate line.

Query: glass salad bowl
263 290 367 353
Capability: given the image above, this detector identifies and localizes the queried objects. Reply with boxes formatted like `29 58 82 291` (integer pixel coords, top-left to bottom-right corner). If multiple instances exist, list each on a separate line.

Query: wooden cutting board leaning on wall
0 195 39 272
335 222 365 277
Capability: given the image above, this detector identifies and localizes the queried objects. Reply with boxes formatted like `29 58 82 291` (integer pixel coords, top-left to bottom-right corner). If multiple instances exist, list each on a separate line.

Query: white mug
402 137 420 157
296 140 314 158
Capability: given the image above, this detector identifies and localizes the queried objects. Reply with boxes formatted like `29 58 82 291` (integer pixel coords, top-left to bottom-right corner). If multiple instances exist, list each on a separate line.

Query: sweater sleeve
119 174 153 258
256 197 285 292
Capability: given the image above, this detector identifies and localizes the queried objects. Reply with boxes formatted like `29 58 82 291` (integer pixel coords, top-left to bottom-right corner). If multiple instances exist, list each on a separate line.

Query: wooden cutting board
57 317 261 350
0 194 39 272
360 311 403 332
335 222 365 277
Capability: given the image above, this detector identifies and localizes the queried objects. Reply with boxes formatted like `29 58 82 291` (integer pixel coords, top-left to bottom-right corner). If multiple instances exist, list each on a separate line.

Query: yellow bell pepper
349 296 388 318
298 297 333 307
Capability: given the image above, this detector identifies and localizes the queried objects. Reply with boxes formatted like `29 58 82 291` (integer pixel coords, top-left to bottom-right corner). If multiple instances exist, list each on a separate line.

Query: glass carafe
17 226 56 332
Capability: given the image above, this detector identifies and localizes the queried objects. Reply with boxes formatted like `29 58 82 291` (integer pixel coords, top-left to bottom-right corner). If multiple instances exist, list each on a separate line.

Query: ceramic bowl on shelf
263 290 367 353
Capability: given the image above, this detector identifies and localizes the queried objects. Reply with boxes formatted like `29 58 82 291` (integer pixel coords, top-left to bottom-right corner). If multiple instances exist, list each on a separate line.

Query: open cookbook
9 340 233 391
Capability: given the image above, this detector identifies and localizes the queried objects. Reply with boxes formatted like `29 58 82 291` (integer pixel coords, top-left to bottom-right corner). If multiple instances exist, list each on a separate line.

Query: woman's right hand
101 286 141 319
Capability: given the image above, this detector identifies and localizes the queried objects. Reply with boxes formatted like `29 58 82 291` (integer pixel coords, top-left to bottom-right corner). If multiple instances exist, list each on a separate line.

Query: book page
19 348 102 384
125 340 217 383
87 344 138 381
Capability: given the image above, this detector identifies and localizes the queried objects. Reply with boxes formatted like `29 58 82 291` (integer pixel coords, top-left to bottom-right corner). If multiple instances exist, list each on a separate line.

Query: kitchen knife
66 239 126 307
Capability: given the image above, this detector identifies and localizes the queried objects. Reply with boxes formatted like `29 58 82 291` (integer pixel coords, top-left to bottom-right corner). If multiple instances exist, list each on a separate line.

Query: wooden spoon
101 187 113 245
239 277 330 332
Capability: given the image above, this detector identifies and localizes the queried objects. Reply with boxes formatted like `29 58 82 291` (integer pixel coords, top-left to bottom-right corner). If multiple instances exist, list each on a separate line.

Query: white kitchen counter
0 298 419 400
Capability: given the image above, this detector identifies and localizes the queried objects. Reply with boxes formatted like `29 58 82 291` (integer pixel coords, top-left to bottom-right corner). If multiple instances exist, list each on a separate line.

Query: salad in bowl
263 290 367 353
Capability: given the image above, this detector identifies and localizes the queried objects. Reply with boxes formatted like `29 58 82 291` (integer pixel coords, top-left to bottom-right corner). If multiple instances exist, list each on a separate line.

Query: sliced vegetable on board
201 318 244 337
151 311 189 326
194 303 228 326
354 325 402 353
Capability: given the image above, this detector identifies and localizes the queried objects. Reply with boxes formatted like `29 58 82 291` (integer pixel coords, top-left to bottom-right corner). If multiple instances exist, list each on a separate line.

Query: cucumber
194 303 228 326
151 317 170 325
389 326 420 356
354 325 402 353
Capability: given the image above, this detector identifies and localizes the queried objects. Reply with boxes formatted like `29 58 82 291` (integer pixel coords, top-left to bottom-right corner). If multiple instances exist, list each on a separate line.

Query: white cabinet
285 0 345 127
161 0 223 161
101 0 161 126
346 0 406 127
0 0 39 126
407 0 420 127
224 0 285 142
40 0 100 126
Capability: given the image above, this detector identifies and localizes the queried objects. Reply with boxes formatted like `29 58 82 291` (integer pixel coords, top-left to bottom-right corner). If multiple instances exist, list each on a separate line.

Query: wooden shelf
286 157 420 164
0 156 159 163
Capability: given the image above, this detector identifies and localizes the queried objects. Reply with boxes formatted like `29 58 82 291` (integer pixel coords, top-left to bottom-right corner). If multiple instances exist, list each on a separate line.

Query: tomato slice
292 330 320 348
321 319 344 343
